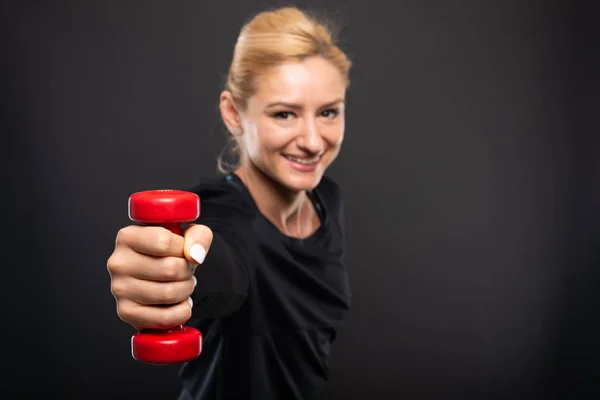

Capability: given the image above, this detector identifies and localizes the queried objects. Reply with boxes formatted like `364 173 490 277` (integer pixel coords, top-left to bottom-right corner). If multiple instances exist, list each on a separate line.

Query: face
225 56 346 192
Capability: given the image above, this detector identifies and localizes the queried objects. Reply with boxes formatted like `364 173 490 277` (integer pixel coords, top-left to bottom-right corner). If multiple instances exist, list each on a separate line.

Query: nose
297 118 324 154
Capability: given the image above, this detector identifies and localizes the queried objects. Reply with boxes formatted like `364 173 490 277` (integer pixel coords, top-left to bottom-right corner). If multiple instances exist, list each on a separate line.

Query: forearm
191 231 249 317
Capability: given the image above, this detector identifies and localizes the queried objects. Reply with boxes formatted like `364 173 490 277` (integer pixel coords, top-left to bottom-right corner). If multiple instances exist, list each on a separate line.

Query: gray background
2 0 599 398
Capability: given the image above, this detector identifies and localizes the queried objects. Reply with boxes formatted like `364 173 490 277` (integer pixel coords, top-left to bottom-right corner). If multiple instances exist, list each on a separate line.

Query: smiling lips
283 153 323 172
285 154 321 164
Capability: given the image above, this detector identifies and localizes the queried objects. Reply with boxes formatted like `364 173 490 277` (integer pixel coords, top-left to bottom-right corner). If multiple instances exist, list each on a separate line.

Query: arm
190 221 249 318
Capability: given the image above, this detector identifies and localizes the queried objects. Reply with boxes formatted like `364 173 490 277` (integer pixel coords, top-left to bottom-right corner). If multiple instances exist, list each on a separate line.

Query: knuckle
183 304 192 322
106 254 117 274
160 257 180 280
159 283 178 304
157 308 179 328
154 230 172 254
115 227 131 247
110 279 127 299
106 253 124 275
116 303 133 323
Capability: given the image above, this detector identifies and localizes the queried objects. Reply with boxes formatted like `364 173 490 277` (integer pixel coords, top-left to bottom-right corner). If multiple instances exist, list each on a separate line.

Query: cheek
326 124 345 148
244 124 291 161
321 126 344 165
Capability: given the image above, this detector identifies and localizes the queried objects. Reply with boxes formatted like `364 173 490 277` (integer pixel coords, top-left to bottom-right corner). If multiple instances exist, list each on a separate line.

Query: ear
219 91 242 135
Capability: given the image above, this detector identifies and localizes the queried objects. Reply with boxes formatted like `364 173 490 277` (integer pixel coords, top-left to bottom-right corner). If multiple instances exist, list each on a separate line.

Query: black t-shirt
177 173 351 400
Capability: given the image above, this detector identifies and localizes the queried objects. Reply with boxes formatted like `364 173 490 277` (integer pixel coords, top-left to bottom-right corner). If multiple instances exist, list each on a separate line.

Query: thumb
182 223 213 266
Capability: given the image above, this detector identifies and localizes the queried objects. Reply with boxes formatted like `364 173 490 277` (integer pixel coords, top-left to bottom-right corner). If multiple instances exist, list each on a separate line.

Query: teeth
287 155 320 165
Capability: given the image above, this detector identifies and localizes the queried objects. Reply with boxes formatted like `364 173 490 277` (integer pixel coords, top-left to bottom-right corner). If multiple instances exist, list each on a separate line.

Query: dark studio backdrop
2 0 599 399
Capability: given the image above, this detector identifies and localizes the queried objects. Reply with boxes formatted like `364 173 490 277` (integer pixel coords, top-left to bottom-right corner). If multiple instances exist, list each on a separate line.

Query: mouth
282 153 324 172
283 154 322 165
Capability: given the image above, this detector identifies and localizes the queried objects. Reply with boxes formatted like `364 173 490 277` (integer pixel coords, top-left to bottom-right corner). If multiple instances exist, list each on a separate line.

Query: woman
107 6 352 399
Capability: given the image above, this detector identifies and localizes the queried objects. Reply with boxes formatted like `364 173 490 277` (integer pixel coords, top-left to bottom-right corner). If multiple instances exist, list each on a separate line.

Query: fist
106 223 213 330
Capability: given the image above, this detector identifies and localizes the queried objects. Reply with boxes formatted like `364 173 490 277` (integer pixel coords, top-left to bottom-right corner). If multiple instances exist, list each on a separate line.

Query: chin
280 173 323 192
269 164 325 192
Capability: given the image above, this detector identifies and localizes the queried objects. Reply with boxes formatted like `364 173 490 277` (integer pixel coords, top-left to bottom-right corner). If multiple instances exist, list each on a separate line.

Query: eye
321 108 340 118
272 111 294 120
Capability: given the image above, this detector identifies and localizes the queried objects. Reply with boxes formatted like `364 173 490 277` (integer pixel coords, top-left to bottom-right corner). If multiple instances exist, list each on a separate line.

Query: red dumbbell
127 189 202 364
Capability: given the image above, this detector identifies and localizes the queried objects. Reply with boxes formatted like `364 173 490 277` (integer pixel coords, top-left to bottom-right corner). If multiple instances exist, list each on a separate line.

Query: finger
182 224 213 266
113 276 196 306
117 297 193 330
110 247 194 282
116 225 184 257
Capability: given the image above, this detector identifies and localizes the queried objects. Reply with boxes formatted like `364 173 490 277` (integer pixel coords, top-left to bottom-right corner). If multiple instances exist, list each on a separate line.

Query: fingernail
187 297 193 308
190 244 206 264
192 275 197 287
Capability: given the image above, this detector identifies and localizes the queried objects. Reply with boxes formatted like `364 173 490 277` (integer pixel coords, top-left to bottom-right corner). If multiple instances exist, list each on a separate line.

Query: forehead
253 57 346 104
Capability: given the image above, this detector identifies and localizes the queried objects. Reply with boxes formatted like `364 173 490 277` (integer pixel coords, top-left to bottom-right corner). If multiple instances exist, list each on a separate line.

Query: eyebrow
264 98 344 110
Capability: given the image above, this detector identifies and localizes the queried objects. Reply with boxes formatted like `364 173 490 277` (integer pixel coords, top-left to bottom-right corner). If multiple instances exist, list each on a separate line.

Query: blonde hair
217 6 352 174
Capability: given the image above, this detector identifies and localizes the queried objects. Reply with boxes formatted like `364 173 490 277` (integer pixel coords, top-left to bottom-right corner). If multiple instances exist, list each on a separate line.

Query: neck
233 162 317 238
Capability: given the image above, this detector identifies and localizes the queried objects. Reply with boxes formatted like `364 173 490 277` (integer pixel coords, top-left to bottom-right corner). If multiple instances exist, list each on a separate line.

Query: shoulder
185 175 236 201
183 175 255 226
314 175 345 229
315 174 343 208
